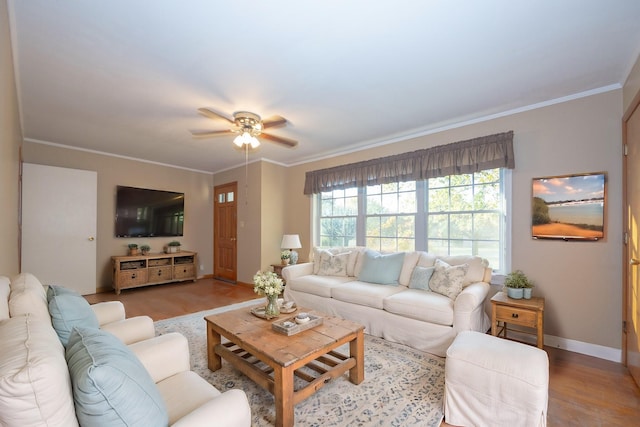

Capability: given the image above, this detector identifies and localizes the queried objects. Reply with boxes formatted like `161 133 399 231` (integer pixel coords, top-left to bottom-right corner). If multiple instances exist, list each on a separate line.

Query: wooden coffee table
205 305 365 427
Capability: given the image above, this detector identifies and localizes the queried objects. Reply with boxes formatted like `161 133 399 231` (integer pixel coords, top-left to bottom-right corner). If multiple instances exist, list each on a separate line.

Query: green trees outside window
317 168 505 272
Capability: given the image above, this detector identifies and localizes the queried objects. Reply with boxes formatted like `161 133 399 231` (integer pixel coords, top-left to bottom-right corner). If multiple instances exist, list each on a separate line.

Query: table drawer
495 305 537 327
117 270 147 288
174 264 195 280
148 266 172 283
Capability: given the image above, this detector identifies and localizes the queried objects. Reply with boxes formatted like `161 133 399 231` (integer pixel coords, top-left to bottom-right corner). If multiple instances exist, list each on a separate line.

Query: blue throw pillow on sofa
357 250 405 285
408 266 435 290
66 327 169 427
48 285 99 346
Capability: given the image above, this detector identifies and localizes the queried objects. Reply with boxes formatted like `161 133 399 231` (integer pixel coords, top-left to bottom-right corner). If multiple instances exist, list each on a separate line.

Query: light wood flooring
85 278 640 427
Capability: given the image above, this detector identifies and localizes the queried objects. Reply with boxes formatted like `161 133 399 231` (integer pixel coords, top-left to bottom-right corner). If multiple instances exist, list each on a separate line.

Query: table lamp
281 234 302 265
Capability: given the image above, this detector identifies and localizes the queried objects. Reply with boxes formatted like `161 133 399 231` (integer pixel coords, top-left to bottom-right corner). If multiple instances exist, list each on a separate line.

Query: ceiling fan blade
190 129 234 138
262 115 288 129
260 132 298 148
197 108 235 124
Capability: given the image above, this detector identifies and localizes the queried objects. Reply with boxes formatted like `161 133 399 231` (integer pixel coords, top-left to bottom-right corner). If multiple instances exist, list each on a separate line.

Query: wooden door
214 182 237 282
21 163 97 295
624 98 640 387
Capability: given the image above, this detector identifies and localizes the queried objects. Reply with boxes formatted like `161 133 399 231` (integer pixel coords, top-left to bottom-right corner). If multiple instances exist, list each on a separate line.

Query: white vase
523 288 533 299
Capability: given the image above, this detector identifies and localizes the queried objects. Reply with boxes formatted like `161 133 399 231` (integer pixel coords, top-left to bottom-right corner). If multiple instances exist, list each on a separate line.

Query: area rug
154 300 445 426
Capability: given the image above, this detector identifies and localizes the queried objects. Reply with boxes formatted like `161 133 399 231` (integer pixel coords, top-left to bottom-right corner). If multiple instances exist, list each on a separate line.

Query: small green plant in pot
140 244 151 255
281 250 291 265
166 241 181 253
128 243 139 256
504 270 534 299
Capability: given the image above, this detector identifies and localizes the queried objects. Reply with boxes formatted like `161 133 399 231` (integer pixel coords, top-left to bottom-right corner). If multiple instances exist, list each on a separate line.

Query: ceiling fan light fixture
233 134 243 147
193 108 296 149
233 132 260 148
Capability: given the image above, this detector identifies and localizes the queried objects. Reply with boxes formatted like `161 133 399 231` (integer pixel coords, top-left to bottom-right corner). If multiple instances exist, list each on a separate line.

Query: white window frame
313 169 512 274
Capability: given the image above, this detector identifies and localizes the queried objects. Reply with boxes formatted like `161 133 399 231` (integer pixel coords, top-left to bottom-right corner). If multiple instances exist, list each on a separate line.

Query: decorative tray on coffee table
250 303 298 319
272 313 323 336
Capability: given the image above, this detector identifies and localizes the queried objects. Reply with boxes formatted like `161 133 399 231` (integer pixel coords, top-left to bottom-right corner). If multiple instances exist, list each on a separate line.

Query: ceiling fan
190 108 298 149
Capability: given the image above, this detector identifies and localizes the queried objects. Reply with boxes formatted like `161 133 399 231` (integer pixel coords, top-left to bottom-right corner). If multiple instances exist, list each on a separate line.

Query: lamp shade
280 234 301 249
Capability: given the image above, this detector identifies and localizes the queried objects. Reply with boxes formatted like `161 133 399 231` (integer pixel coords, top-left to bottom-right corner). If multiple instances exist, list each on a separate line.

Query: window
318 187 358 247
316 168 507 272
425 169 504 269
366 182 417 252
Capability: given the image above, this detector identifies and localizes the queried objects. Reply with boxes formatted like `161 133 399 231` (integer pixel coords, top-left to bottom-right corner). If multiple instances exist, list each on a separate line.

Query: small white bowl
295 313 310 324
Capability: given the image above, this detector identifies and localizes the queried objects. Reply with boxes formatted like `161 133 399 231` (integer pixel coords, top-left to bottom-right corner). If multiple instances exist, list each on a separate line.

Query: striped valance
303 131 514 195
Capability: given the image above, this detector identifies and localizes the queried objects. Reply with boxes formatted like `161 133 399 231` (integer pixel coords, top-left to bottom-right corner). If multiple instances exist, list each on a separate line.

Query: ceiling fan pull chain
245 144 249 205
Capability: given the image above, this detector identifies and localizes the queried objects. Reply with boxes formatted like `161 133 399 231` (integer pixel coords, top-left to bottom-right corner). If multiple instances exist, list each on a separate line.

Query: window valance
303 131 514 195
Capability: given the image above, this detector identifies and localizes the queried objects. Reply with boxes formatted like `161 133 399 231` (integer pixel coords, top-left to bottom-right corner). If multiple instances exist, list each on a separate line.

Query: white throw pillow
429 259 469 300
317 251 351 276
0 315 78 427
9 273 50 322
440 255 488 285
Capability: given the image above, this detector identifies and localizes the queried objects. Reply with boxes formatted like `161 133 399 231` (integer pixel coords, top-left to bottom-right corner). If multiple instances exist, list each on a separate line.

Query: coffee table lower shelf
215 341 357 403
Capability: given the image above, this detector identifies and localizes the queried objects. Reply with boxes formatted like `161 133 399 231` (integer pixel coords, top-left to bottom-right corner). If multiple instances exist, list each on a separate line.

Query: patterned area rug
154 300 445 426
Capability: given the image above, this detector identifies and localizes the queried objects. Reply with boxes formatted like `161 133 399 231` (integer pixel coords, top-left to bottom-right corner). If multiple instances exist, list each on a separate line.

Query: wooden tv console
111 251 197 294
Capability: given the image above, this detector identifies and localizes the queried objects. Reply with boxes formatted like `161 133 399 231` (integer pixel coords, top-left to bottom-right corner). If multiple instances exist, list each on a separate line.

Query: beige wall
286 90 624 352
260 161 288 270
0 0 21 276
624 53 640 114
22 142 214 290
213 160 262 284
213 159 288 283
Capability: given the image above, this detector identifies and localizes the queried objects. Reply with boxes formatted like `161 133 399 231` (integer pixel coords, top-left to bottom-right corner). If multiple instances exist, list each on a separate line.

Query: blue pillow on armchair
48 285 99 346
66 327 169 427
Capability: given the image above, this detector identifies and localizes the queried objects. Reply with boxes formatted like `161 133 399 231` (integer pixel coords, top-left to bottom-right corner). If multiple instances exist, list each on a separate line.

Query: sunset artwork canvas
531 172 606 240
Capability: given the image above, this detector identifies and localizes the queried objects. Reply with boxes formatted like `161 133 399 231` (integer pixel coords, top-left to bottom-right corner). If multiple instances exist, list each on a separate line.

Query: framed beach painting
531 172 606 241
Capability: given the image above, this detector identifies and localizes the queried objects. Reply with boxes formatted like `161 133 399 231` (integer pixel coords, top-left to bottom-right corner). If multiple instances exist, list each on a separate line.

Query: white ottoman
444 331 549 427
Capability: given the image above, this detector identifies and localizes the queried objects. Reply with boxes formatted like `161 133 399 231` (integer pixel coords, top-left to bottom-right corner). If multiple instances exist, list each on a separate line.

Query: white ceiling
8 1 640 173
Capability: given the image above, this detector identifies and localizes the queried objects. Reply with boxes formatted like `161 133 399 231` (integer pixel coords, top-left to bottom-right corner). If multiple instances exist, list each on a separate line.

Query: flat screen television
531 172 606 241
115 186 184 237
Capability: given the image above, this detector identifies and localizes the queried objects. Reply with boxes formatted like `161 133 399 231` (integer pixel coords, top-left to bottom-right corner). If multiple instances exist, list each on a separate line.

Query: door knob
88 236 95 241
631 258 640 266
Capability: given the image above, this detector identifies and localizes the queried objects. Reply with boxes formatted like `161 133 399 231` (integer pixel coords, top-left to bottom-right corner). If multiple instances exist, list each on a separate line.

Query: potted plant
504 270 534 299
140 244 151 255
166 241 181 253
128 243 139 256
522 280 535 299
280 250 291 265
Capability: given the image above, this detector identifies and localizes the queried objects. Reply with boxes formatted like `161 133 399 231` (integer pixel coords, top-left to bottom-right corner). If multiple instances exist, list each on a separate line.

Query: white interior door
21 163 97 295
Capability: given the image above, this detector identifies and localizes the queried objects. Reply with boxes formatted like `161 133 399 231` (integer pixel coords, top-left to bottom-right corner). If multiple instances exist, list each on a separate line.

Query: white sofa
283 247 492 357
0 273 251 427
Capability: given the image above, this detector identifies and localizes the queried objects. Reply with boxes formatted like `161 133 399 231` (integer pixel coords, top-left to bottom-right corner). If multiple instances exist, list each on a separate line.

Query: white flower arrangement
253 270 284 297
280 250 291 260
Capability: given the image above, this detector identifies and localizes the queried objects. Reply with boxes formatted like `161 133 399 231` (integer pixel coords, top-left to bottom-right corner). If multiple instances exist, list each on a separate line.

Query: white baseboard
507 331 621 363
